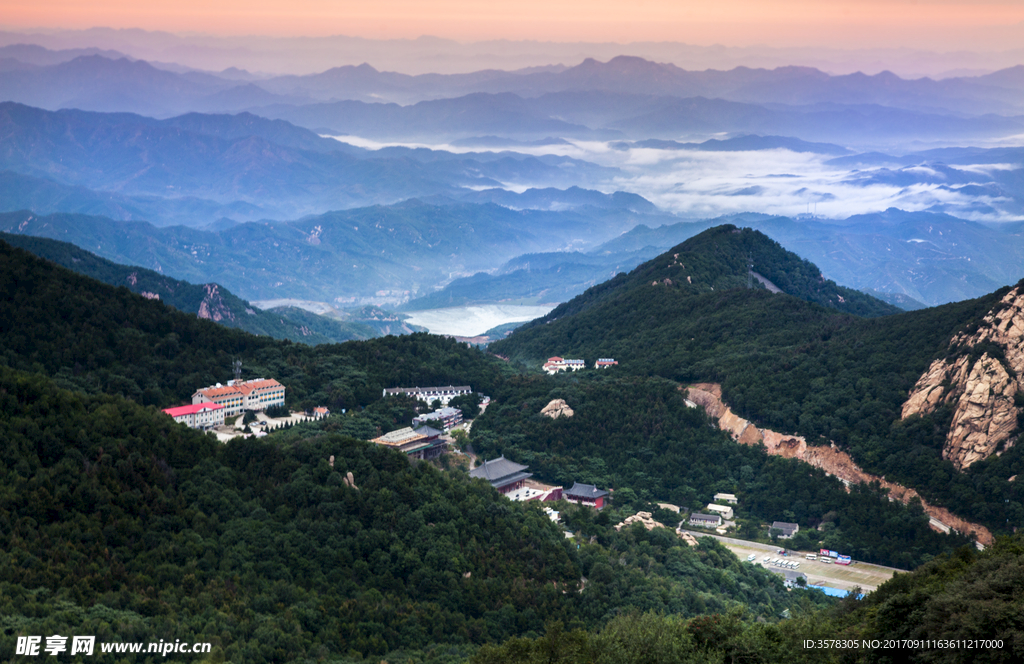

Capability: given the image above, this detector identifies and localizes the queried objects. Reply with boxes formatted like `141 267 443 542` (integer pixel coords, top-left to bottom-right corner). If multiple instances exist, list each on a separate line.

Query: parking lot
678 530 904 594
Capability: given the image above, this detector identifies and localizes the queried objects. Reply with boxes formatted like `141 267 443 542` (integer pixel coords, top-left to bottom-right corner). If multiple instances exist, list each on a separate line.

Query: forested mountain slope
475 532 1024 664
470 374 972 569
0 233 379 344
0 245 831 661
0 239 504 411
490 226 1023 536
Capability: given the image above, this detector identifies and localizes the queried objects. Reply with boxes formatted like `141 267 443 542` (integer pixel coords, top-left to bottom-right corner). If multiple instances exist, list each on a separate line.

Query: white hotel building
192 378 286 416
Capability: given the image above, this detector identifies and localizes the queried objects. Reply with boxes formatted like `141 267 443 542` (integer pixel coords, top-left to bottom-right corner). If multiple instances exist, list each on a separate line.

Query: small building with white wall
706 503 734 520
163 403 225 430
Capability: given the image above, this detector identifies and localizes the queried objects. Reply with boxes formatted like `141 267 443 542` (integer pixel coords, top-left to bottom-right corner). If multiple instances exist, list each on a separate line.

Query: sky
3 0 1024 51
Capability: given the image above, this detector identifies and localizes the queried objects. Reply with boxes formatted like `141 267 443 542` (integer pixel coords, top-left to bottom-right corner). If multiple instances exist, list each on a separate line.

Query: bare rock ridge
686 383 994 546
902 286 1024 471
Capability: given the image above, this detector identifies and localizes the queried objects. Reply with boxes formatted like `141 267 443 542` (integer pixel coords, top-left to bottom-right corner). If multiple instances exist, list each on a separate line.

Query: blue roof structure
807 585 864 599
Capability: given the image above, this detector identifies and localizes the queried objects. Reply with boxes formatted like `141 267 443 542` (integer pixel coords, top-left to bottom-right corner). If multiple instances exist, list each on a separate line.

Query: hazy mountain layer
5 52 1024 117
0 201 658 302
0 103 628 225
256 90 1024 146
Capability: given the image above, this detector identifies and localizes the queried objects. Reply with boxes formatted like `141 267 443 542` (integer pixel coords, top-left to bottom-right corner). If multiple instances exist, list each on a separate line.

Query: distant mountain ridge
595 210 1024 306
0 201 659 301
0 102 629 224
0 233 380 344
3 53 1024 147
255 90 1024 144
6 52 1024 116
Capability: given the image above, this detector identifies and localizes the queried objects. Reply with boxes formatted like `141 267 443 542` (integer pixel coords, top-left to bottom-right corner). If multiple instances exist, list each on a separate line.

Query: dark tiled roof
470 455 531 488
412 425 443 438
566 482 609 499
772 521 799 534
385 385 471 394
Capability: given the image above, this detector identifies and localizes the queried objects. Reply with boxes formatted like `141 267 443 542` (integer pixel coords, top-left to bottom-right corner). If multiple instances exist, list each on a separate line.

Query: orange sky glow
2 0 1023 49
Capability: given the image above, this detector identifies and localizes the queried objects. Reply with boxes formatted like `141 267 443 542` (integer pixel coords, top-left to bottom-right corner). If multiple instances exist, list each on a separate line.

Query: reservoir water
403 304 556 336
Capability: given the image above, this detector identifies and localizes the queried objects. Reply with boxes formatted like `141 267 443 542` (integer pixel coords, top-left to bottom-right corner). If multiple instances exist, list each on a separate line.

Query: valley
402 304 558 337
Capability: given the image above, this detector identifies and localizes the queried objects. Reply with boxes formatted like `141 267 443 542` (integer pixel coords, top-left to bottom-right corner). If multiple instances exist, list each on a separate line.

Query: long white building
383 385 471 405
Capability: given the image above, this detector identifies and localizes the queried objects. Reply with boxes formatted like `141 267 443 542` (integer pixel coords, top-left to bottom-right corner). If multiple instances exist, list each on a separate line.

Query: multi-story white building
383 385 471 405
163 403 225 430
192 378 286 416
542 357 586 374
412 406 464 432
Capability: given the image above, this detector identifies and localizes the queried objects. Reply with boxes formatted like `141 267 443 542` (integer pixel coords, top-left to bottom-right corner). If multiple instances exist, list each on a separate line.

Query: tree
449 393 482 419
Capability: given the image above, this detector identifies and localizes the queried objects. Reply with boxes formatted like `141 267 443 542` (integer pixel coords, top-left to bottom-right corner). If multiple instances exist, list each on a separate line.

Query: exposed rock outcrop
615 511 660 531
197 284 235 323
686 383 993 546
902 287 1024 471
541 399 574 418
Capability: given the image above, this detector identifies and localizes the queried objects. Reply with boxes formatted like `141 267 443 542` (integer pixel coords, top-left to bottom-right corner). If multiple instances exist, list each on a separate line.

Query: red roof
195 384 242 398
163 403 224 417
547 357 563 362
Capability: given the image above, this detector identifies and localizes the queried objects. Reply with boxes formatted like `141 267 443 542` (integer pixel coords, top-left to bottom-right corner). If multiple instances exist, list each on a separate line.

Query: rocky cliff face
197 284 236 323
687 383 994 546
902 287 1024 471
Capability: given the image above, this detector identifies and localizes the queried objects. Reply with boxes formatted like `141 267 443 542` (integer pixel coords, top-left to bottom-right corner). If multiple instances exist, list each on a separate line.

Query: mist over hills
0 200 660 302
0 42 1022 312
0 102 632 224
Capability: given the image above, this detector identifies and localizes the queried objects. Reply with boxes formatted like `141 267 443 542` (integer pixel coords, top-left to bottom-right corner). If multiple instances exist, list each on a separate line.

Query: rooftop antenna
233 359 242 383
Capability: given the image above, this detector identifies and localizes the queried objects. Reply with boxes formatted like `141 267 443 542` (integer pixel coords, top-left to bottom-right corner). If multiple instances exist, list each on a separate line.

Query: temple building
564 482 610 509
470 456 532 495
371 426 447 460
